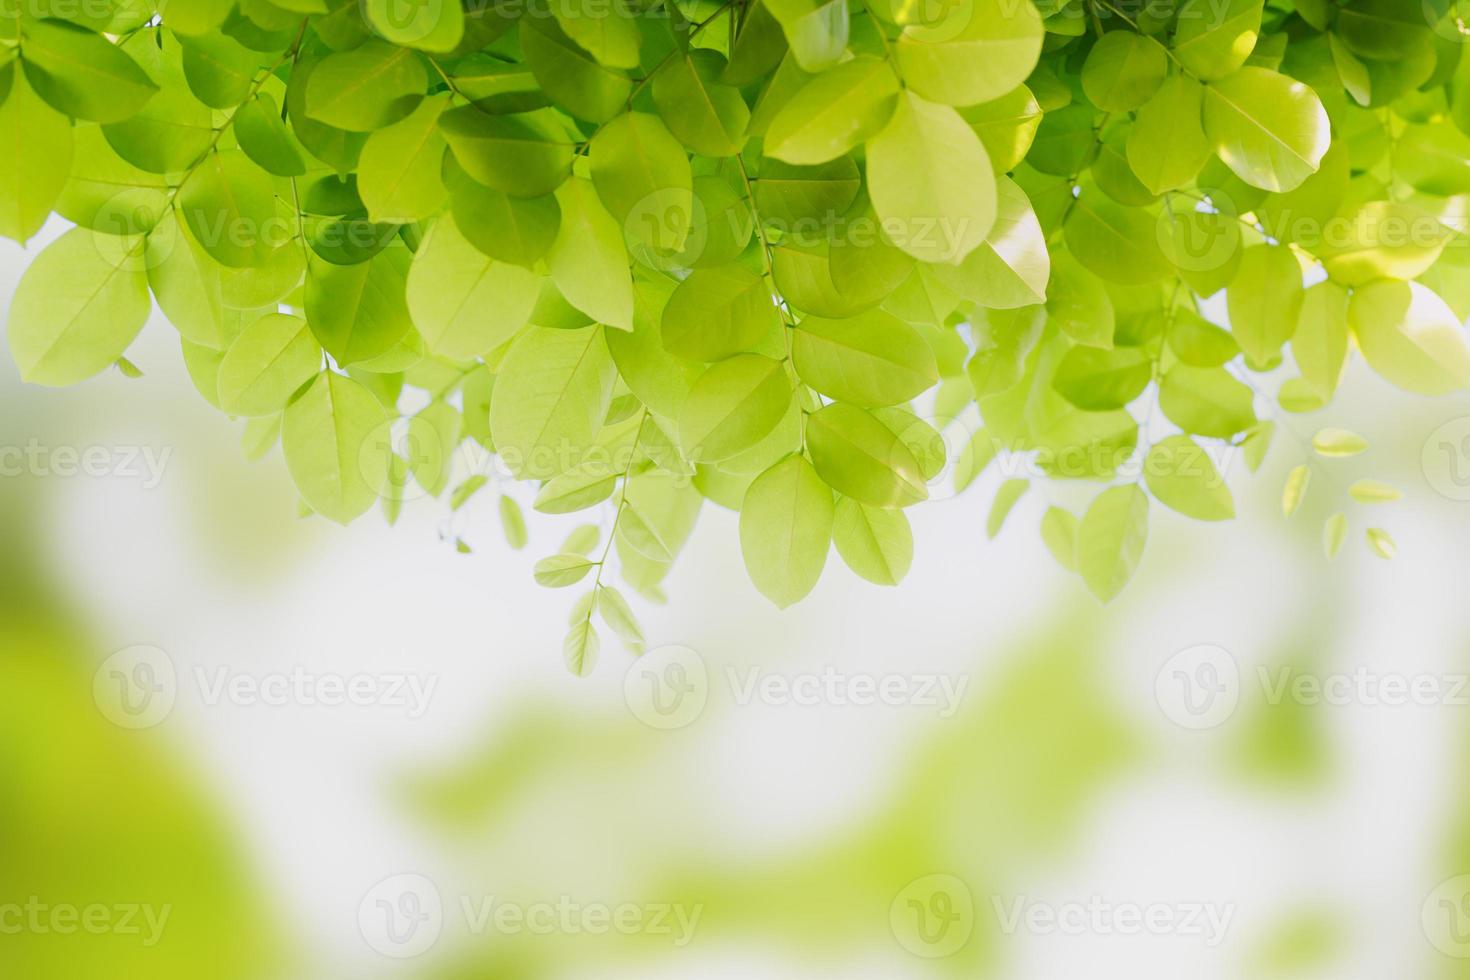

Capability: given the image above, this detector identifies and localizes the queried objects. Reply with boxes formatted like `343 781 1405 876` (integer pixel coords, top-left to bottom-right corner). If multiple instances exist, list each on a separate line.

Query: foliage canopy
4 0 1468 669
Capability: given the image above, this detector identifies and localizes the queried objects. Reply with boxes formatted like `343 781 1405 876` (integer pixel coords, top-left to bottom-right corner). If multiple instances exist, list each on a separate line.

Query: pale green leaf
1146 435 1235 521
281 371 392 525
1076 484 1149 602
8 227 150 386
740 454 835 607
867 91 996 263
832 495 913 585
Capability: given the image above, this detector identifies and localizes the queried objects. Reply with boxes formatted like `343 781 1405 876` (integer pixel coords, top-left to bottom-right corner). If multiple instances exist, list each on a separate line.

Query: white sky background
6 216 1470 978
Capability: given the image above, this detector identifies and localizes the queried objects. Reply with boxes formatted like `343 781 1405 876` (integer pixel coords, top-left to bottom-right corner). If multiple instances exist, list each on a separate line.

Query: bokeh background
7 213 1470 979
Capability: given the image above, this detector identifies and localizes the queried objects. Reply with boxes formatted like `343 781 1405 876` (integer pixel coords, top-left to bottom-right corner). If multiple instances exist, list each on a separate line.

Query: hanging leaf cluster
4 0 1467 667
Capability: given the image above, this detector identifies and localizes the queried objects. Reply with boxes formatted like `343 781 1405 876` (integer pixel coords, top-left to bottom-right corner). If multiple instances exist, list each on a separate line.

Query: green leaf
1081 30 1167 112
1167 309 1239 368
678 354 793 462
406 400 460 497
305 40 426 132
233 94 308 177
568 590 599 630
1395 123 1470 196
1026 103 1098 176
490 325 617 479
867 91 996 263
765 55 899 165
1323 511 1347 558
179 33 263 110
546 177 634 330
217 313 322 417
364 0 466 53
1203 67 1330 192
8 227 150 386
1145 435 1234 521
1172 0 1262 80
926 176 1050 309
987 478 1029 538
158 0 234 35
1312 427 1368 458
1047 254 1115 348
535 461 616 513
443 156 560 267
724 0 788 86
1063 185 1171 284
1293 281 1349 399
0 66 73 244
306 248 414 366
1159 365 1256 438
1318 201 1450 287
281 371 391 525
1349 480 1402 503
1052 345 1152 410
953 426 998 493
589 111 693 254
651 51 749 157
662 264 779 362
968 306 1045 396
1155 205 1242 297
1348 280 1470 395
1076 484 1149 602
449 474 489 512
535 553 598 587
439 107 574 199
178 150 280 269
21 19 158 123
604 279 700 417
1040 506 1078 571
740 454 834 607
1227 245 1303 369
284 47 369 174
1241 421 1275 472
961 84 1043 173
1281 462 1310 517
563 620 600 676
1127 75 1212 195
406 214 539 359
894 0 1044 107
832 496 912 585
756 155 860 232
358 94 450 224
1365 527 1396 560
1278 378 1325 414
619 503 675 562
806 402 928 508
597 585 644 652
552 0 641 68
792 308 938 407
765 0 849 72
520 12 631 123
